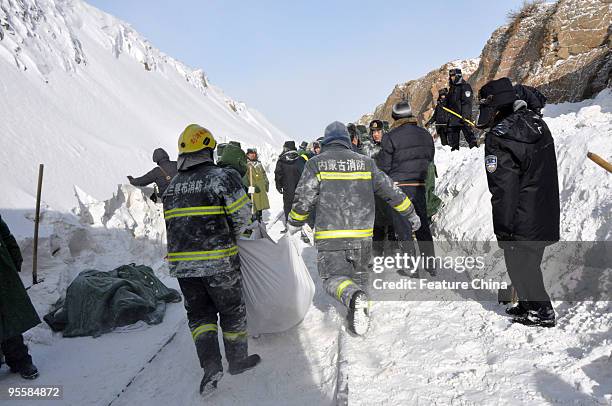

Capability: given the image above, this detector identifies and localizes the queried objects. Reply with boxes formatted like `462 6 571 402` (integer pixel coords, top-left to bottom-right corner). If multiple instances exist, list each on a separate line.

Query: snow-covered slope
0 0 287 211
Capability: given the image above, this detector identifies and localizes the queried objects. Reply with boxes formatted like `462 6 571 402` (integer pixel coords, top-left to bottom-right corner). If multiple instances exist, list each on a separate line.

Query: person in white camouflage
162 124 260 397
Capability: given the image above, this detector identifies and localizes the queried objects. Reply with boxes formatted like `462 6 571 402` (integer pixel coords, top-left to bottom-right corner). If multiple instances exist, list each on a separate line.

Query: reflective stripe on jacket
288 142 414 250
163 163 251 277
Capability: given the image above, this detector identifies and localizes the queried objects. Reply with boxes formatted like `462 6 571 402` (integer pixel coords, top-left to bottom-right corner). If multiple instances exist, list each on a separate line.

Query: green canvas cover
44 264 181 337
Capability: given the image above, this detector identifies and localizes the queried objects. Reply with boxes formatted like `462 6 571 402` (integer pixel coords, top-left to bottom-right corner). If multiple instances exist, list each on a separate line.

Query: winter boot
228 354 261 375
11 361 39 380
512 307 555 328
505 302 528 317
199 366 223 397
347 291 370 336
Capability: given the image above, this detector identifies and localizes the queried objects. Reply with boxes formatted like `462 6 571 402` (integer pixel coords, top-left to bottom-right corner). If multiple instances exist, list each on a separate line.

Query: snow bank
0 0 287 212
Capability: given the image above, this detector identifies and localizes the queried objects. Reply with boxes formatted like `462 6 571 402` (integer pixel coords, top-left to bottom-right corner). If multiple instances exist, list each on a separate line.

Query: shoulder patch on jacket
485 155 497 173
465 90 471 98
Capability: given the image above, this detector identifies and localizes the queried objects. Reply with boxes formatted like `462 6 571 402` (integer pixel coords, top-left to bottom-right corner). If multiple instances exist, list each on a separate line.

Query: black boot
505 302 528 317
228 354 261 375
512 306 555 328
199 366 223 397
11 361 39 380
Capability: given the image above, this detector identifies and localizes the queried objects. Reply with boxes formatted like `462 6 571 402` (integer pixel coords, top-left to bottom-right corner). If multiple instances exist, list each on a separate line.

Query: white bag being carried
238 225 315 335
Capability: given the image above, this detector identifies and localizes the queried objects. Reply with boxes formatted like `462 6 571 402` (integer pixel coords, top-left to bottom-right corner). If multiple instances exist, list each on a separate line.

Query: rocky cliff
360 0 611 125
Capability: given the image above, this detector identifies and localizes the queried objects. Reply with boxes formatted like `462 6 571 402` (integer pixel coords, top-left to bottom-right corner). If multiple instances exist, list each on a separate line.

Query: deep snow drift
0 0 287 211
1 91 610 405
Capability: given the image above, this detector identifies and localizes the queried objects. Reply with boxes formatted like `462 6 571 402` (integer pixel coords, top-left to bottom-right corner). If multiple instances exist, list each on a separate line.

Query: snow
0 0 287 212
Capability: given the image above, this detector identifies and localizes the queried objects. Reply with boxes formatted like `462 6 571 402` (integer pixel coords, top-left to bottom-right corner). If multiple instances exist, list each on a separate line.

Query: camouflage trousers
317 241 372 309
177 269 247 374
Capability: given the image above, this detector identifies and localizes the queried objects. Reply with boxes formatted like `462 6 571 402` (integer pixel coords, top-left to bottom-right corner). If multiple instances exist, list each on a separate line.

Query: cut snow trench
1 93 611 404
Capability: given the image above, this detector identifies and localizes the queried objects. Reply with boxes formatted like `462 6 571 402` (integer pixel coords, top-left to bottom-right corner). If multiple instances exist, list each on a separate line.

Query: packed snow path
2 207 610 405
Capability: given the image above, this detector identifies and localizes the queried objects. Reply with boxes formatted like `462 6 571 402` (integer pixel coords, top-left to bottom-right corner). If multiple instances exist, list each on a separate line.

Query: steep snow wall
0 0 287 211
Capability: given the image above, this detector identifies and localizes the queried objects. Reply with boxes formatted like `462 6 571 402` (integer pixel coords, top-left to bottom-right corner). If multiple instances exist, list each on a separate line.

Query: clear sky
87 0 525 142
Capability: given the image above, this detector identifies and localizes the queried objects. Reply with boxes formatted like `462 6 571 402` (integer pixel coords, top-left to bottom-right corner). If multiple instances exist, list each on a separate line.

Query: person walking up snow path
286 121 420 335
162 124 260 397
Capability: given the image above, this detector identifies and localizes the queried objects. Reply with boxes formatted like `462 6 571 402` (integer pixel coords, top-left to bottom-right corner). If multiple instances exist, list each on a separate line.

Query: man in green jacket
243 148 270 222
0 215 40 379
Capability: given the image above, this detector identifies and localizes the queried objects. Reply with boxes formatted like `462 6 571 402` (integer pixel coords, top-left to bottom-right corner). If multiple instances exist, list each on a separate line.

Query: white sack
238 227 315 335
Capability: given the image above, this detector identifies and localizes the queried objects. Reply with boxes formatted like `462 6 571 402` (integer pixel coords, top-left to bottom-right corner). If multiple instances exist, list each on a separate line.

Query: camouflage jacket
287 142 415 250
163 162 251 277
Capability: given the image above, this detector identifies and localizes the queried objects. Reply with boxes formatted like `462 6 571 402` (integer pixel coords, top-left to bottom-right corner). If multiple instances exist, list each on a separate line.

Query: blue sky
88 0 525 142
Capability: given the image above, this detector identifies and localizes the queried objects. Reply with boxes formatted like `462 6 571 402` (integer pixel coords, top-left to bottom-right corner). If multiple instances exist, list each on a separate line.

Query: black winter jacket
377 122 435 183
484 108 560 244
274 150 305 203
427 98 451 127
447 79 474 126
288 141 415 250
162 162 251 277
130 149 178 195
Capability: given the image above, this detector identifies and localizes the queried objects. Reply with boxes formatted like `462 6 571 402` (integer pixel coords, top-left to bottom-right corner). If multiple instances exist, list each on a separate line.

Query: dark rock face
361 0 611 125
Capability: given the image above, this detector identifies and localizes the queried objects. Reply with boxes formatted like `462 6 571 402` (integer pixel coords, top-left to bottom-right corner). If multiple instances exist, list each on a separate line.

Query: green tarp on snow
44 264 181 337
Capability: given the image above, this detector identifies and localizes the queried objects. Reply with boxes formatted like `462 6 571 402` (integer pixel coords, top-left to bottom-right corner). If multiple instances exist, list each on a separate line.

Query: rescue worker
426 88 451 146
297 141 312 161
362 119 397 257
476 77 559 327
287 121 420 335
274 141 305 223
312 141 321 155
244 148 270 222
378 101 436 276
162 124 260 396
217 141 248 177
447 68 477 150
0 215 40 380
128 148 177 202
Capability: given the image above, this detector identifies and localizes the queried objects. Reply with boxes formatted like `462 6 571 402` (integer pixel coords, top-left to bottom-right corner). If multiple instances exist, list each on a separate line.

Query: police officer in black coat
274 141 306 222
426 88 451 146
447 68 477 150
128 148 178 201
477 77 560 327
378 101 436 274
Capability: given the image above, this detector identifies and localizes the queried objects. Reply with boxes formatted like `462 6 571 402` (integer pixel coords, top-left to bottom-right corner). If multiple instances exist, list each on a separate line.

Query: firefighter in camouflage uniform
162 124 260 397
286 121 421 335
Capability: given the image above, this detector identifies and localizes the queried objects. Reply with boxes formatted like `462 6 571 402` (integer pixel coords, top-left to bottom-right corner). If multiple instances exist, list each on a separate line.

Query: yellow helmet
178 124 216 154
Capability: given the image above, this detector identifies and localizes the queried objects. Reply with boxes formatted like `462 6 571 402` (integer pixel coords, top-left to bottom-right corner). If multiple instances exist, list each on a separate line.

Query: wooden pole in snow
32 163 44 285
587 152 612 173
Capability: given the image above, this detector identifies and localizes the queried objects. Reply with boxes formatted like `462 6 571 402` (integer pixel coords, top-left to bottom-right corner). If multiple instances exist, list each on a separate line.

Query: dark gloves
127 175 134 184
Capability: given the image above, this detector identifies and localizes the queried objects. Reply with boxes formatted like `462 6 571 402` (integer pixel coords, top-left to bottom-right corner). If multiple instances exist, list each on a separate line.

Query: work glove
127 175 134 183
248 186 256 194
287 224 301 236
407 211 421 232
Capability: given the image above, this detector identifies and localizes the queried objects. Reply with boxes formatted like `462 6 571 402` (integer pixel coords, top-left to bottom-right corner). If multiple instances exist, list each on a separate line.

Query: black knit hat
283 140 296 151
476 77 518 128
